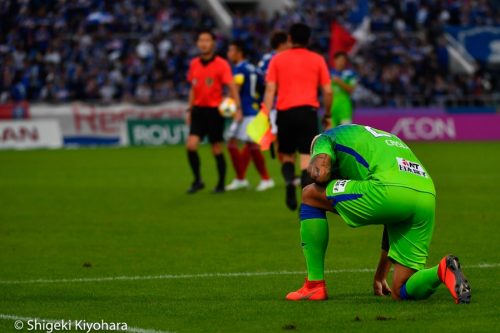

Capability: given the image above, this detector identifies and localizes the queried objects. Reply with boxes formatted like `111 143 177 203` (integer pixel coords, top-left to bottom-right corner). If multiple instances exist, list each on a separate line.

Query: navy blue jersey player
257 31 289 77
225 40 274 192
233 57 262 117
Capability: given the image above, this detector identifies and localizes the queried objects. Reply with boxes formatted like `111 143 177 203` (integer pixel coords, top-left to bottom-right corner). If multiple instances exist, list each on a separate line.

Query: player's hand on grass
373 278 392 296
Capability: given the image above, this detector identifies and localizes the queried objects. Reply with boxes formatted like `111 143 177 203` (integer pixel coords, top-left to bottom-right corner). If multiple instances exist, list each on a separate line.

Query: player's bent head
289 23 311 46
307 153 332 185
271 30 288 49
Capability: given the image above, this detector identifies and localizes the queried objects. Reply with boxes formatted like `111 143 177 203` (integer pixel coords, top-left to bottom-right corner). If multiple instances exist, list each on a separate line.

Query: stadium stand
0 0 217 104
0 0 498 106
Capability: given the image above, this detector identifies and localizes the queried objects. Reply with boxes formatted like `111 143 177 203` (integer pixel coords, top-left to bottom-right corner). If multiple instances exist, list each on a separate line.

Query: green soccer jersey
330 69 357 126
311 124 435 195
331 69 357 107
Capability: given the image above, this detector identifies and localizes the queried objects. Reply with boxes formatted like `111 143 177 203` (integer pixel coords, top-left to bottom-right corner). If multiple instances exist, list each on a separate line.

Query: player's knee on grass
391 288 402 300
391 263 416 301
390 280 406 301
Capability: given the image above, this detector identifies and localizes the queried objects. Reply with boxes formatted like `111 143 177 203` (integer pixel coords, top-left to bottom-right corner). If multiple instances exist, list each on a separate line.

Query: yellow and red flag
246 103 276 151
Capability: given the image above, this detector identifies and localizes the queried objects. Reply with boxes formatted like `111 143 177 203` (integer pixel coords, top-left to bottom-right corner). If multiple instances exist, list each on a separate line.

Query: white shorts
228 116 255 142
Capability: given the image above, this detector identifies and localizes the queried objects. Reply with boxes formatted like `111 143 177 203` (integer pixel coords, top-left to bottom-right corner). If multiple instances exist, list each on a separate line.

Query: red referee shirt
266 48 330 111
187 56 233 108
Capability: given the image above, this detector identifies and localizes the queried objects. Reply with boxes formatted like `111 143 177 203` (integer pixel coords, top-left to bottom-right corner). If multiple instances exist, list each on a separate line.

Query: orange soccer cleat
286 278 328 301
438 255 471 304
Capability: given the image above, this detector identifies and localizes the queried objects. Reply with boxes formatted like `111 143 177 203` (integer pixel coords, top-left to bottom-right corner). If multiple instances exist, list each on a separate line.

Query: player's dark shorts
276 105 318 154
189 106 225 144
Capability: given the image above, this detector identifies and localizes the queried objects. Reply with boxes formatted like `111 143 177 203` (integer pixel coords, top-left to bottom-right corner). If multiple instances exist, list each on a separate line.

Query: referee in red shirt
263 23 332 210
186 30 242 194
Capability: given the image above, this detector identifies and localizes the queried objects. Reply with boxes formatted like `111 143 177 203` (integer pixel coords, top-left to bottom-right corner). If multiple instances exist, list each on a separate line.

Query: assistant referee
186 29 242 194
263 23 332 210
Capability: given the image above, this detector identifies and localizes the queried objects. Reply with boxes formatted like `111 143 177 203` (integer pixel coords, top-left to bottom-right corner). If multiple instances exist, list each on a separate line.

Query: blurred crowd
233 0 499 107
0 0 498 106
0 0 217 104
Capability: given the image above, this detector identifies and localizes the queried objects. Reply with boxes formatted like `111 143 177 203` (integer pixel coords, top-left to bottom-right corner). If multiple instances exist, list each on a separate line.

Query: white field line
0 313 173 333
0 262 498 285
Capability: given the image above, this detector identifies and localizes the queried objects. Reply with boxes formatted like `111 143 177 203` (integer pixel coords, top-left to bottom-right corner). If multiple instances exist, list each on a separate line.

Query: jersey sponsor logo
397 158 427 177
333 180 350 193
385 139 409 149
205 77 214 86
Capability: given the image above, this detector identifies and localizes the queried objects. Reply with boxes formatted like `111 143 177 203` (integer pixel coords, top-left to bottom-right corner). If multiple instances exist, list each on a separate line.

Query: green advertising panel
127 119 188 145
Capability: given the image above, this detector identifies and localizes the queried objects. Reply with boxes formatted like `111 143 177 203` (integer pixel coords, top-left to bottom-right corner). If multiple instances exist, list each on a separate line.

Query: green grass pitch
0 142 499 332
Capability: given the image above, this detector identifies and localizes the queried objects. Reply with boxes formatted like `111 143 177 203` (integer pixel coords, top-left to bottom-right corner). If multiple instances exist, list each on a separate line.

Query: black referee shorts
189 106 225 144
276 105 319 155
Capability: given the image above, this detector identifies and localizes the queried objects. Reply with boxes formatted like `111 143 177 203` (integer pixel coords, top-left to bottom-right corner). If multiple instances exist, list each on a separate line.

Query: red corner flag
329 21 356 66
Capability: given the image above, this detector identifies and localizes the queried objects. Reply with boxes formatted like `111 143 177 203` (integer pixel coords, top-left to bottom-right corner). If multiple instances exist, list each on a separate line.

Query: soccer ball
218 97 237 118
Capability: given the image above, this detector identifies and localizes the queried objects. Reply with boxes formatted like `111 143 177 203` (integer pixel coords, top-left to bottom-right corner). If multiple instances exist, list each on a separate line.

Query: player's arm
186 63 195 126
373 226 392 296
263 81 276 113
308 153 332 185
221 61 242 121
319 59 333 129
332 76 356 94
227 81 243 121
321 83 333 129
263 57 277 113
308 135 335 185
186 87 194 125
233 73 244 93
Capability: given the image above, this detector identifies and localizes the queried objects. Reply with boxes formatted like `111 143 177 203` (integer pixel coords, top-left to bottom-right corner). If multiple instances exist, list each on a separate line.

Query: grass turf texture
0 142 499 333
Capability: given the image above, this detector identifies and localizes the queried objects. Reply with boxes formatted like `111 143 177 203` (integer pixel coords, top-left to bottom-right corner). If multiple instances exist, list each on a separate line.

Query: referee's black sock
214 153 226 190
282 162 297 210
187 150 201 183
281 162 295 185
301 169 313 188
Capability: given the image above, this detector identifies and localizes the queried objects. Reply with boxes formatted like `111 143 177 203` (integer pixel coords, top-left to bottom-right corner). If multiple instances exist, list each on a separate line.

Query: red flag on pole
329 21 356 66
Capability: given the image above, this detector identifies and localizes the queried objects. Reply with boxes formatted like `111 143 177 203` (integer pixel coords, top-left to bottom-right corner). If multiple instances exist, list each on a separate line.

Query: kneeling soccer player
286 124 471 304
